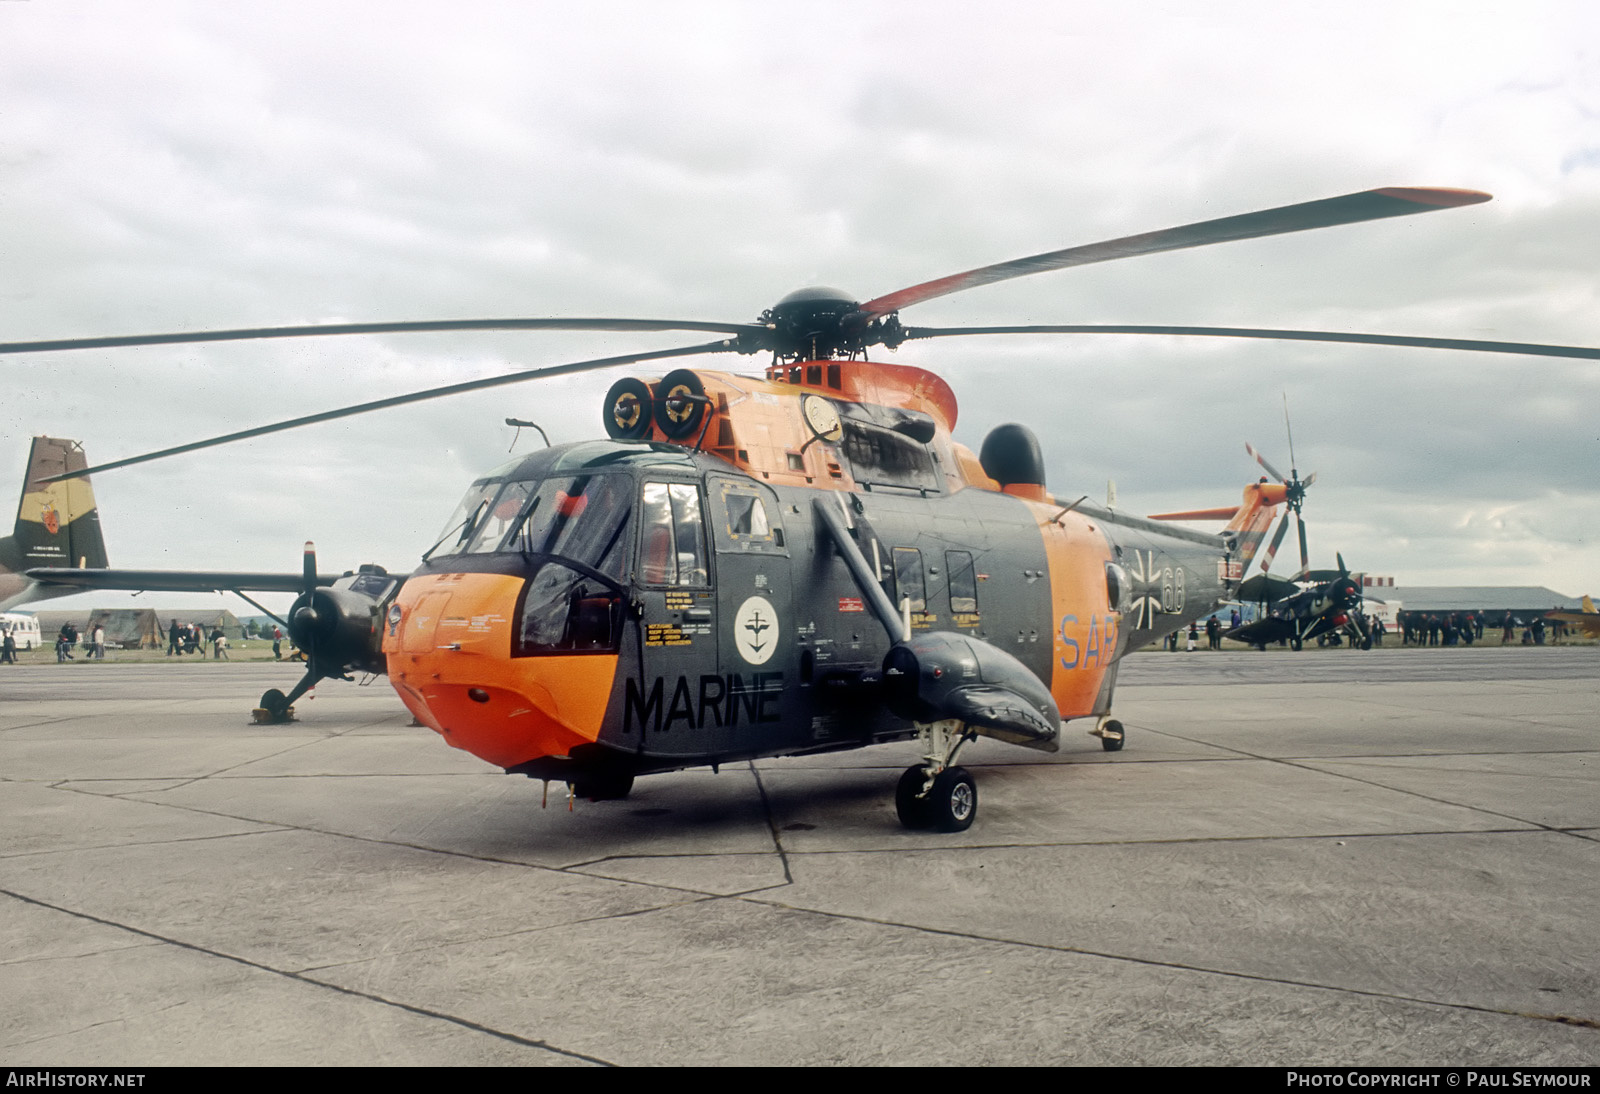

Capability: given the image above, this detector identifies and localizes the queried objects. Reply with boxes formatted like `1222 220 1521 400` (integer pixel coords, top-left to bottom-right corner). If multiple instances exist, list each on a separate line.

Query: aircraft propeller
255 541 393 720
8 184 1600 483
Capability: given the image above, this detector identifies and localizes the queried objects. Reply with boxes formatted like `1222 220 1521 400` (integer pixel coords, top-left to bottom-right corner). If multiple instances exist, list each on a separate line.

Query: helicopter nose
384 573 619 768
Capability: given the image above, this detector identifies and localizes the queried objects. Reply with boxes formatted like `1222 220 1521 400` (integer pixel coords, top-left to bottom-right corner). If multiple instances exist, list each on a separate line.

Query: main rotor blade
900 324 1600 360
0 318 763 357
41 339 736 482
859 187 1490 320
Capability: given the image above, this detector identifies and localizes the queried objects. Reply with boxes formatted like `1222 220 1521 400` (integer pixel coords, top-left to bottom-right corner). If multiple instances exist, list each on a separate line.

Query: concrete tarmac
2 647 1596 1066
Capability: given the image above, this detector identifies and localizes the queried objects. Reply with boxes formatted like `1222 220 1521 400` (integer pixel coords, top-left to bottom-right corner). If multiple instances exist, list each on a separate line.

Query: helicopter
14 185 1600 832
1217 429 1371 651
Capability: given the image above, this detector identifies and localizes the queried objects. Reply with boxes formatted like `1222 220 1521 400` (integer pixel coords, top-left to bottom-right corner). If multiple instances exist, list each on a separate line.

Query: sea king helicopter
12 186 1599 831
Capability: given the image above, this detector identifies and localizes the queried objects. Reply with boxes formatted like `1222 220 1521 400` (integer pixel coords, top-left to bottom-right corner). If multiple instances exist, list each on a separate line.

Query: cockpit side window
427 482 497 558
639 481 708 587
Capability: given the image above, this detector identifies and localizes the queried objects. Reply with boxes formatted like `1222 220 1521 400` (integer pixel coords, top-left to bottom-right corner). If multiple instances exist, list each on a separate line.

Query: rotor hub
749 287 904 361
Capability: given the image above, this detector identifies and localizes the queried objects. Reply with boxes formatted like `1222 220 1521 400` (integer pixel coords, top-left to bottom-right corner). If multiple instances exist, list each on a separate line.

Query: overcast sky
4 1 1596 615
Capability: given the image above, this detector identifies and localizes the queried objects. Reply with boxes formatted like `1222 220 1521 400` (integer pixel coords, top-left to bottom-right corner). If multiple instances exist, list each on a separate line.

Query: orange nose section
384 573 619 769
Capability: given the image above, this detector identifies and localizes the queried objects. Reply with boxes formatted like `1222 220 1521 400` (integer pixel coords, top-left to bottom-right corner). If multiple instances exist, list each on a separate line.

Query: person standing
1 625 16 665
91 623 105 660
272 626 282 661
168 619 181 656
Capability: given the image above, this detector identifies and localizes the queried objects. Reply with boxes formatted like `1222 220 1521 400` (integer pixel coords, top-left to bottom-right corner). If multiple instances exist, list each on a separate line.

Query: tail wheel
1101 719 1125 752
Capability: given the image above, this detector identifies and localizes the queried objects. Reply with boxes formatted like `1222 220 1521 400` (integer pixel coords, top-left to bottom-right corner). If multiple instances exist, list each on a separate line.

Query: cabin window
840 420 940 493
891 547 927 613
946 550 978 614
497 474 632 580
639 482 709 587
711 479 785 552
1105 562 1131 613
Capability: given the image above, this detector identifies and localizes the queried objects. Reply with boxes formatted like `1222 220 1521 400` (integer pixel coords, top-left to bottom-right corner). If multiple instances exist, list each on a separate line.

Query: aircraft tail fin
1583 594 1596 614
13 437 108 571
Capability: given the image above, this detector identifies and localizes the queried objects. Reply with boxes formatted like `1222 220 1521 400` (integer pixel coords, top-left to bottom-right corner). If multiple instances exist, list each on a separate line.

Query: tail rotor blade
1261 515 1290 574
1245 442 1286 483
1297 516 1310 578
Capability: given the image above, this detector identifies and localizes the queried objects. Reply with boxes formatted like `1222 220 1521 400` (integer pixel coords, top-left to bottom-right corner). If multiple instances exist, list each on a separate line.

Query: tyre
602 377 654 440
927 766 977 833
1101 719 1125 752
1290 636 1303 652
653 369 708 439
895 766 934 829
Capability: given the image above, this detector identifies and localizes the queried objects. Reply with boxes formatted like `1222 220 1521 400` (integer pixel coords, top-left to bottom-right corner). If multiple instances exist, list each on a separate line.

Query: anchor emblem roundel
734 595 779 665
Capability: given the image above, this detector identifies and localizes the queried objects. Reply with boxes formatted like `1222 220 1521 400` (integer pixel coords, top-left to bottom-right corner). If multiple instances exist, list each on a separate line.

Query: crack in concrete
0 888 617 1066
731 894 1600 1032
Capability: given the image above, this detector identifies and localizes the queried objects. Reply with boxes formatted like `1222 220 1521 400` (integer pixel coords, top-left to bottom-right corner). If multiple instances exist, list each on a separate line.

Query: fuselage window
946 550 978 614
640 481 709 587
892 547 927 613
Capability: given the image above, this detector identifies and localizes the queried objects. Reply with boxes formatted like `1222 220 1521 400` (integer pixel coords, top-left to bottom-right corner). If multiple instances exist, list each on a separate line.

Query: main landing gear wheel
1290 636 1303 652
895 766 934 829
1100 719 1125 752
896 765 977 832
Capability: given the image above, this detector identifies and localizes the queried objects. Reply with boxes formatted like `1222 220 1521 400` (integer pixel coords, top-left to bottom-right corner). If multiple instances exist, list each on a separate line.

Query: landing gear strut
895 719 978 832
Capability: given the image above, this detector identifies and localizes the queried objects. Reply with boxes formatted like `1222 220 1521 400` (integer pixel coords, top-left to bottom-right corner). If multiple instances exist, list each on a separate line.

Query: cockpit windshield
427 473 633 582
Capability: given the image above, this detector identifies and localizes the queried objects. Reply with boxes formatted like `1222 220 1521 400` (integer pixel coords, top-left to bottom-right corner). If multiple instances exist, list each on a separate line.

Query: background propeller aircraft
13 186 1598 831
0 437 109 612
1545 596 1600 640
1226 556 1371 651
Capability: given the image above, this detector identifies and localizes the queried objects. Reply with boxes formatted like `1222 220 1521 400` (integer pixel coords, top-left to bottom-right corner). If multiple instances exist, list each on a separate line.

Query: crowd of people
1394 610 1560 646
164 619 244 659
0 617 290 663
